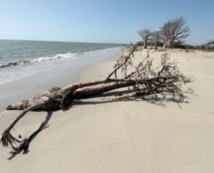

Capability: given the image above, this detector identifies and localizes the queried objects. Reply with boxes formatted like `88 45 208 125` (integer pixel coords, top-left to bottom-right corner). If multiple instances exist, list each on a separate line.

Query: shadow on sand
8 111 53 160
7 90 189 160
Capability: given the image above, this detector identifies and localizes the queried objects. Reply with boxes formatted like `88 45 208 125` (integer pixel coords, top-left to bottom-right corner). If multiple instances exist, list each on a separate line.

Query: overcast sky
0 0 213 45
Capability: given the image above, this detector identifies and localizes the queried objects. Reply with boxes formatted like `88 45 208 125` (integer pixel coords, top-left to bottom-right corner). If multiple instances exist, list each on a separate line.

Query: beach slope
1 49 214 173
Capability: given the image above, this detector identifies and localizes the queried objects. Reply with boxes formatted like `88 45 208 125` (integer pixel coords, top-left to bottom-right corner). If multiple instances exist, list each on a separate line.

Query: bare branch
161 16 190 48
1 46 192 152
138 29 153 49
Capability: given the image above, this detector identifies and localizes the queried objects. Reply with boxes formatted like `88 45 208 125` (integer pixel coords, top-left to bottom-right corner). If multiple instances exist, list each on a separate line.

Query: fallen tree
0 45 191 152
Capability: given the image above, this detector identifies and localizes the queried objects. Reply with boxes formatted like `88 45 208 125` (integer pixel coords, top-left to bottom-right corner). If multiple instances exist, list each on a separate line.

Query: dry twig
1 45 191 151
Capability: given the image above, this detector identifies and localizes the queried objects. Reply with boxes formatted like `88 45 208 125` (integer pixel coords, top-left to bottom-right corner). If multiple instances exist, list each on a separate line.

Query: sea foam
0 47 121 85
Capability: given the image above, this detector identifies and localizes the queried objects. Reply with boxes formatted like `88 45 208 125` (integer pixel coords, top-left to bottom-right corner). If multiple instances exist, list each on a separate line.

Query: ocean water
0 40 121 85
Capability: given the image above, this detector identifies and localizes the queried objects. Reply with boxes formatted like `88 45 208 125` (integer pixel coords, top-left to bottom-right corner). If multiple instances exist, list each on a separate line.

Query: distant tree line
196 40 214 51
138 16 191 49
137 16 214 51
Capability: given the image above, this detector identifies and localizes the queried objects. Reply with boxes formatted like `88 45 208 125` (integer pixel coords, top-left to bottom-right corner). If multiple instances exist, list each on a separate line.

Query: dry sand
0 49 214 173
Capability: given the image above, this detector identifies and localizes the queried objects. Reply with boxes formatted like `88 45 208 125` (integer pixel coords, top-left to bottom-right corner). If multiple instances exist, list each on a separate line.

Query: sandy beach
1 48 214 173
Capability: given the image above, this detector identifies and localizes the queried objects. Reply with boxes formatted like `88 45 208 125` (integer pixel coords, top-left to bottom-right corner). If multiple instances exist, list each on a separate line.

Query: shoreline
1 48 214 172
0 47 122 111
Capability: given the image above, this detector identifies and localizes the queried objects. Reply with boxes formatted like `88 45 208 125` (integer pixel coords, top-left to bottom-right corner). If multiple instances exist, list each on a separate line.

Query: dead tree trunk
1 45 191 152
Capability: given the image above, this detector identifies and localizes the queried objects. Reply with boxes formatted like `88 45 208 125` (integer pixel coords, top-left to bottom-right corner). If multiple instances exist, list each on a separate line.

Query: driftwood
0 46 191 152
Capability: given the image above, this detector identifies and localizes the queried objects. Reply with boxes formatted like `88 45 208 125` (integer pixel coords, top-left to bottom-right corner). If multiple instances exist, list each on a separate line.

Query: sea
0 40 122 85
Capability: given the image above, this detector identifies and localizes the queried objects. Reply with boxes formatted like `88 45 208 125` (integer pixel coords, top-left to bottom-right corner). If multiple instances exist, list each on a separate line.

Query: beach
0 45 121 111
1 48 214 173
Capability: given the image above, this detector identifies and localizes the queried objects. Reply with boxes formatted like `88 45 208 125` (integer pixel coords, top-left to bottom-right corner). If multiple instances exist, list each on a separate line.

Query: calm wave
0 40 122 84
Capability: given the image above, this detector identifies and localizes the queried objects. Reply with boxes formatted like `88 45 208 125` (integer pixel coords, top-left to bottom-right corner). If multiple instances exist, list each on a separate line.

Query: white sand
1 49 214 173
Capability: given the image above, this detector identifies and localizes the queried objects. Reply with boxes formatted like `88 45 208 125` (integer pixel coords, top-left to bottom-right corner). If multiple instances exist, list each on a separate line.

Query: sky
0 0 213 45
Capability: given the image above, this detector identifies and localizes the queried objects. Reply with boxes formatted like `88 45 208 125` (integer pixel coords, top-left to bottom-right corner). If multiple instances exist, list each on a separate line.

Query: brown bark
1 45 191 152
